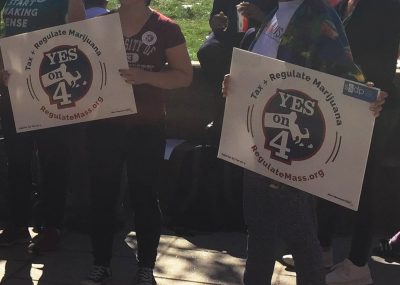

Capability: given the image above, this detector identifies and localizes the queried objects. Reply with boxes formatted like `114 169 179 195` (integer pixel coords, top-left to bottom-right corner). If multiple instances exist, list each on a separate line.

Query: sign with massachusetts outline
219 48 379 210
0 13 136 132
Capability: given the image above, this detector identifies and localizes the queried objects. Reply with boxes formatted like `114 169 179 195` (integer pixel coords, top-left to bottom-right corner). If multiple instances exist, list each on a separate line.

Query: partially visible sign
0 13 136 132
218 48 378 210
342 81 378 102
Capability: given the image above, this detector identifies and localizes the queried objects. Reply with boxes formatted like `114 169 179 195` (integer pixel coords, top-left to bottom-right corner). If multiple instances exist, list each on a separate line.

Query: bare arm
119 43 193 89
66 0 86 23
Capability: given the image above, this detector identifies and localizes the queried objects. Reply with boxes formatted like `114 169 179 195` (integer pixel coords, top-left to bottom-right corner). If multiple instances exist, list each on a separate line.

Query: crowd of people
0 0 399 285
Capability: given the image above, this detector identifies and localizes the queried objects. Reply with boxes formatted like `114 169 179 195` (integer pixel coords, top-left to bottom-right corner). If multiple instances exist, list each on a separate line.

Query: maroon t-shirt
123 10 186 125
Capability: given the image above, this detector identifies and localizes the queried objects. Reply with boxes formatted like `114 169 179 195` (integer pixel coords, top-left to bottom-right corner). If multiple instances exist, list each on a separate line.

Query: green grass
0 1 211 60
109 0 211 60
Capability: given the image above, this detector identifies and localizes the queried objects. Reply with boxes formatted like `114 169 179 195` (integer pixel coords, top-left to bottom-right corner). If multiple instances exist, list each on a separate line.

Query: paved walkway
0 228 399 285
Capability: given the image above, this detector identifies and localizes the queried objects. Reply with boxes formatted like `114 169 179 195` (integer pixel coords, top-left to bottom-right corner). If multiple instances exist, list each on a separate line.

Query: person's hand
367 82 387 117
237 2 265 24
222 74 230 97
370 90 387 117
119 68 148 85
210 11 228 31
0 69 10 86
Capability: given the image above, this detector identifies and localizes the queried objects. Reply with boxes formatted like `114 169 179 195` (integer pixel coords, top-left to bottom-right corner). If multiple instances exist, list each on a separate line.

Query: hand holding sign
219 48 379 210
366 82 387 117
0 69 10 86
0 14 136 132
119 68 149 85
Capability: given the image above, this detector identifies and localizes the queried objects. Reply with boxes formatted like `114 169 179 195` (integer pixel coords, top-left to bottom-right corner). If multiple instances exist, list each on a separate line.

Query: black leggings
317 156 376 266
316 107 399 267
87 121 164 268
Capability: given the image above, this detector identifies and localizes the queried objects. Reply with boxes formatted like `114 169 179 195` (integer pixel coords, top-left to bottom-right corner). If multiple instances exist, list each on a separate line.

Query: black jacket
337 0 400 101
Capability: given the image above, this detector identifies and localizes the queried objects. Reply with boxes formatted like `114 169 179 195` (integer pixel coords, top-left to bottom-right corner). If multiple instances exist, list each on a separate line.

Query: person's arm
209 0 231 34
210 0 227 18
66 0 86 23
119 43 193 89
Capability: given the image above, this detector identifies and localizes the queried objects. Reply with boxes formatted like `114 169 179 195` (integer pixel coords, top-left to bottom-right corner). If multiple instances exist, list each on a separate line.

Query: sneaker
27 227 61 254
0 226 31 247
281 254 295 267
136 267 157 285
326 259 373 285
80 266 112 285
281 248 333 269
372 238 400 259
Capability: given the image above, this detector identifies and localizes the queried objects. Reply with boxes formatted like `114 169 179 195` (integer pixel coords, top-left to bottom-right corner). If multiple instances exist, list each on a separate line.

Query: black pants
0 87 71 229
317 161 375 266
87 121 164 268
243 171 324 285
317 106 399 266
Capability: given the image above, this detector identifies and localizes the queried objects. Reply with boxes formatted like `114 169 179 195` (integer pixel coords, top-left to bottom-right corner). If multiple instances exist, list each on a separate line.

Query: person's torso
252 0 303 58
122 10 185 125
244 0 364 82
124 12 173 73
3 0 69 36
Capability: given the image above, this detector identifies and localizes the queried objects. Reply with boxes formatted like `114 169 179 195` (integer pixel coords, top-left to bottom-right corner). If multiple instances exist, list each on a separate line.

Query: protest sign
219 48 378 210
0 13 136 132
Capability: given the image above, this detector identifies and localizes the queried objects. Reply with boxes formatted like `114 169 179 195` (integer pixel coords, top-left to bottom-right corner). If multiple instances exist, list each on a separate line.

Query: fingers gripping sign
0 69 10 86
119 68 149 85
222 74 230 97
366 82 387 118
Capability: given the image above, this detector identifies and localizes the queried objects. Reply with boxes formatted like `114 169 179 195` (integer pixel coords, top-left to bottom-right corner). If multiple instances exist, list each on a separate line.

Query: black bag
163 141 245 233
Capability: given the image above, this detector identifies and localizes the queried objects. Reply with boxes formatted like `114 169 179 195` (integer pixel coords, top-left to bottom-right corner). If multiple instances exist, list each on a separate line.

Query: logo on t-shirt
262 89 325 164
265 21 285 42
39 45 93 109
142 31 157 46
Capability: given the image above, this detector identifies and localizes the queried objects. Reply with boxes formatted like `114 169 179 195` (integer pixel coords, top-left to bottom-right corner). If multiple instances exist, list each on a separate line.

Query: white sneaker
281 248 333 269
326 259 373 285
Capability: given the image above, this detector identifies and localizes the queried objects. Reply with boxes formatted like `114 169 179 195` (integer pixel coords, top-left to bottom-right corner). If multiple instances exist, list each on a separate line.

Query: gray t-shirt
1 0 69 37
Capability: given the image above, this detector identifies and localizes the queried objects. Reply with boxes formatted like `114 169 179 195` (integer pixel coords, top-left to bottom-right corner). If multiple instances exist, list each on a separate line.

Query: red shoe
28 227 61 254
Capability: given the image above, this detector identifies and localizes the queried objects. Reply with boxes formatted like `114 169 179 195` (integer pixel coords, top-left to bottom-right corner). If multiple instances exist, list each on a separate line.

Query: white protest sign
0 13 136 132
219 48 378 210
